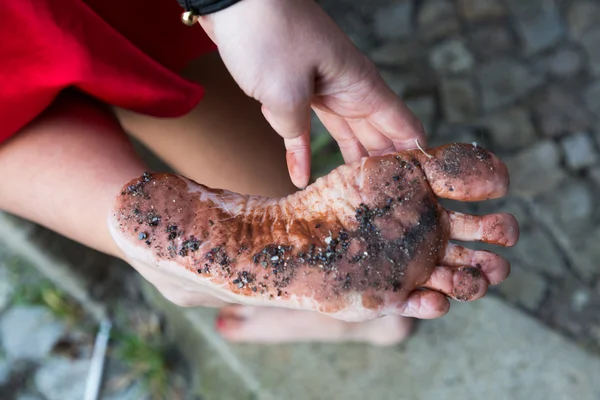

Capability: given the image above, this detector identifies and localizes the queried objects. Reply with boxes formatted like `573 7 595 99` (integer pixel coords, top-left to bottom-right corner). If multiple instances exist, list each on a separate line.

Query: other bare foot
215 305 414 346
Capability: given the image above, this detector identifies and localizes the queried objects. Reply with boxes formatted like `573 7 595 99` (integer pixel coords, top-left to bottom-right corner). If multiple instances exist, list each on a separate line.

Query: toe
398 289 451 319
421 265 488 302
442 243 510 285
448 211 519 246
215 306 248 340
418 143 510 201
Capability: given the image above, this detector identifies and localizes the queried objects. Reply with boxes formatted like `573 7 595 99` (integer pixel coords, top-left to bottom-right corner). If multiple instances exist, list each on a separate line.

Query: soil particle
437 143 493 176
179 237 201 257
147 214 161 227
122 171 154 198
167 225 179 240
204 246 230 267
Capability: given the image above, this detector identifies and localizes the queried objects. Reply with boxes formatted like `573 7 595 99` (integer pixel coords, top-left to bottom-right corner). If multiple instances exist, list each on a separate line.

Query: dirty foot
109 143 519 325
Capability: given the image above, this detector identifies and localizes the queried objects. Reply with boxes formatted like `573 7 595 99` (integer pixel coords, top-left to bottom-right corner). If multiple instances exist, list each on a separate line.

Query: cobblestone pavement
311 0 600 352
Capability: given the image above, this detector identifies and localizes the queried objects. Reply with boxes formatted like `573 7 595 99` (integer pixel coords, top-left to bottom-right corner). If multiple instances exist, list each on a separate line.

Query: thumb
261 103 312 189
261 102 312 141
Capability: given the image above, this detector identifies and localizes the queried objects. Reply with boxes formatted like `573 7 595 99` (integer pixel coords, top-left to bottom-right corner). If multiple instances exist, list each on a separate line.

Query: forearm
0 93 146 258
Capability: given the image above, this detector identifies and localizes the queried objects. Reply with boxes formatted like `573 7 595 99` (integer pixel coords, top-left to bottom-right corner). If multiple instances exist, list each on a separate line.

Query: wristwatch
177 0 243 25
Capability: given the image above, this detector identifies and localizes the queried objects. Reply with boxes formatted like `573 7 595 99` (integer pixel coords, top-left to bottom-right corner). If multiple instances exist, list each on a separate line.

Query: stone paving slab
146 282 600 400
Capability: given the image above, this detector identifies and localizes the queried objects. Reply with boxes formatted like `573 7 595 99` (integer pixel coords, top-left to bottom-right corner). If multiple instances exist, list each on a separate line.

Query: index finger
367 81 427 152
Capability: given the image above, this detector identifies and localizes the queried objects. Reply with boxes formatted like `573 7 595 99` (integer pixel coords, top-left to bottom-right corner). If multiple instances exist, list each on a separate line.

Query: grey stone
457 0 506 20
539 276 600 341
497 263 547 311
440 78 478 123
538 179 594 235
417 0 460 41
429 38 475 75
567 0 600 40
0 267 14 312
541 45 584 77
534 86 596 137
513 226 565 277
0 357 10 386
17 395 44 400
477 58 544 111
405 96 436 135
468 24 516 61
35 358 90 400
506 0 564 54
561 132 599 170
499 200 529 228
505 140 567 196
103 382 151 400
581 26 600 76
571 288 592 313
484 107 537 152
584 79 600 115
432 124 491 150
369 40 423 67
571 228 600 280
335 13 374 52
378 70 409 97
589 164 600 187
0 306 65 361
374 1 413 40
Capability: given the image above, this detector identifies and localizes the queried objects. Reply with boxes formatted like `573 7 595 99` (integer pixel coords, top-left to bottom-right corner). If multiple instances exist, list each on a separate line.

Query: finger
347 118 397 156
262 102 311 141
418 143 510 201
442 243 510 285
397 289 450 319
366 82 427 151
284 133 312 188
448 211 519 246
421 265 488 302
313 109 368 163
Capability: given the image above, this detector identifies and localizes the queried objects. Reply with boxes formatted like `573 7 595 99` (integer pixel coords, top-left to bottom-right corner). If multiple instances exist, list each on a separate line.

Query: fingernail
287 152 309 189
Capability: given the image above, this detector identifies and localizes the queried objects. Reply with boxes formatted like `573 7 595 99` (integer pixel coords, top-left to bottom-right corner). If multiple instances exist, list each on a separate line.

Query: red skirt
0 0 217 143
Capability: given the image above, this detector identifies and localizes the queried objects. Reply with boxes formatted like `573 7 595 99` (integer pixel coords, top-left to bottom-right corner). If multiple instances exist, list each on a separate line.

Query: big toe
418 143 509 201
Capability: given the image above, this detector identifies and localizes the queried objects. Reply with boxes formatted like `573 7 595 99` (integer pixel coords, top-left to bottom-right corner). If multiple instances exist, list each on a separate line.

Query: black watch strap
177 0 243 16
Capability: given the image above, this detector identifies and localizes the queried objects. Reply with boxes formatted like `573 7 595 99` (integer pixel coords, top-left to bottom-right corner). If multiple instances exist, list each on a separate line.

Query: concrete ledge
144 282 600 400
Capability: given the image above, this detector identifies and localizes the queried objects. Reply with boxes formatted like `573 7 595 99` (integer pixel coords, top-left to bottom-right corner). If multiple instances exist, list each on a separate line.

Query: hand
198 0 426 188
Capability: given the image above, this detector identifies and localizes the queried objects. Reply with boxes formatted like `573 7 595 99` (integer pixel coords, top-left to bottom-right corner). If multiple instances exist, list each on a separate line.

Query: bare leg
113 52 415 345
0 92 229 308
0 92 145 258
114 52 296 198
